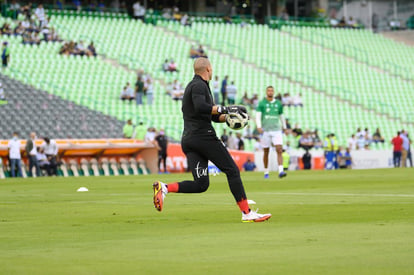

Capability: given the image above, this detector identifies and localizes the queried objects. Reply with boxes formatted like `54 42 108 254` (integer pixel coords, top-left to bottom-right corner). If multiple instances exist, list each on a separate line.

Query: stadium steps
0 74 123 139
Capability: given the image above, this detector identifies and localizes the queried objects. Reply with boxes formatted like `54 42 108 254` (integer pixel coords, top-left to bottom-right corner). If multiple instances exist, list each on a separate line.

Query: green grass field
1 169 414 274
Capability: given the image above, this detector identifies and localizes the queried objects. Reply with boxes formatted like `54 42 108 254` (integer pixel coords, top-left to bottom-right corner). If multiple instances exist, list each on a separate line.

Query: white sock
264 169 269 175
278 165 284 173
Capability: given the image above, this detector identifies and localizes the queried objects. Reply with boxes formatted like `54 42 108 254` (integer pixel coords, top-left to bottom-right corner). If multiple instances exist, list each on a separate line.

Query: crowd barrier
254 149 394 171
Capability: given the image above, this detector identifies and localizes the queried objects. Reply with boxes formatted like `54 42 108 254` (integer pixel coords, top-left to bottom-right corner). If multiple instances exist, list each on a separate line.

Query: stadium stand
1 13 413 152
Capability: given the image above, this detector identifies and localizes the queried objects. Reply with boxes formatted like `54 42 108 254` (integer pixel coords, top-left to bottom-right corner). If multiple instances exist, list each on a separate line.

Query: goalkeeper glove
217 105 247 115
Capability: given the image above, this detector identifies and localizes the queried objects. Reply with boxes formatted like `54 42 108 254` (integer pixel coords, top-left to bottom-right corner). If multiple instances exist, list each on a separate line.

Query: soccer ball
226 112 249 130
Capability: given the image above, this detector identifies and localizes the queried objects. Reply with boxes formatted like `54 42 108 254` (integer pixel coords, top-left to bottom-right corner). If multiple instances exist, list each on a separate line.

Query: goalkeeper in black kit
152 57 271 222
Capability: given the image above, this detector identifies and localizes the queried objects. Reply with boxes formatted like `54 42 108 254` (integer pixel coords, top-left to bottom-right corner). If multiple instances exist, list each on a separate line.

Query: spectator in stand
372 128 385 143
41 26 51 41
338 147 352 169
59 42 70 55
292 93 303 107
162 59 169 72
250 93 259 109
226 81 237 104
133 1 146 21
1 23 12 36
134 121 146 140
312 130 322 149
275 93 282 101
170 79 184 101
180 13 191 26
161 7 172 20
31 32 41 45
347 16 357 28
348 134 357 150
401 130 410 168
302 149 311 170
189 44 199 58
221 129 229 147
167 59 178 72
283 118 292 135
338 16 347 27
212 76 220 104
87 42 97 57
155 129 168 173
172 6 181 21
26 132 41 177
242 157 257 172
9 0 21 19
2 42 10 69
293 124 303 135
120 86 129 100
135 75 145 105
120 83 134 101
21 19 30 30
145 78 154 105
75 40 87 56
0 82 6 100
8 132 22 177
356 127 364 138
282 93 292 107
221 75 228 105
356 133 366 150
240 91 250 106
391 131 403 167
123 119 135 139
236 132 244 151
197 45 207 58
21 2 32 20
42 137 58 176
279 7 289 20
299 131 314 150
34 4 46 28
144 127 157 145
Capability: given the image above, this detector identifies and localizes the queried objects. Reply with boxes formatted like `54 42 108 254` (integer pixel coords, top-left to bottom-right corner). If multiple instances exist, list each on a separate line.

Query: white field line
262 192 414 198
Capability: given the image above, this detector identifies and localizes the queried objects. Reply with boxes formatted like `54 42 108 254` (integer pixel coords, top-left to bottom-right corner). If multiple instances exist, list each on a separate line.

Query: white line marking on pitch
263 192 414 198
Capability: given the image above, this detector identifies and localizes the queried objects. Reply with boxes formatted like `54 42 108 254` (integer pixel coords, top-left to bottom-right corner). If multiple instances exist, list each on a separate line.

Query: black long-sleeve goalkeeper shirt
182 74 221 138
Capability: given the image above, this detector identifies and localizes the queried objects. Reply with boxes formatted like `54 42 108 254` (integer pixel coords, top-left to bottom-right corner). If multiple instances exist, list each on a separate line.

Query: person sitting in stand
87 42 97 57
299 131 314 150
0 23 12 36
14 22 26 35
167 59 178 72
120 83 135 102
372 128 385 143
293 93 303 107
162 59 169 72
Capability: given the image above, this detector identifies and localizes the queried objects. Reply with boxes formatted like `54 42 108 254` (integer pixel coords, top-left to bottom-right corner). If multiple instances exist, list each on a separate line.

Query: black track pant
178 135 247 202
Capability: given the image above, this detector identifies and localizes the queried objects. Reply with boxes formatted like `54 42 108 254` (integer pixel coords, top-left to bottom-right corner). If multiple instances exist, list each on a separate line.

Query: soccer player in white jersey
256 86 287 179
